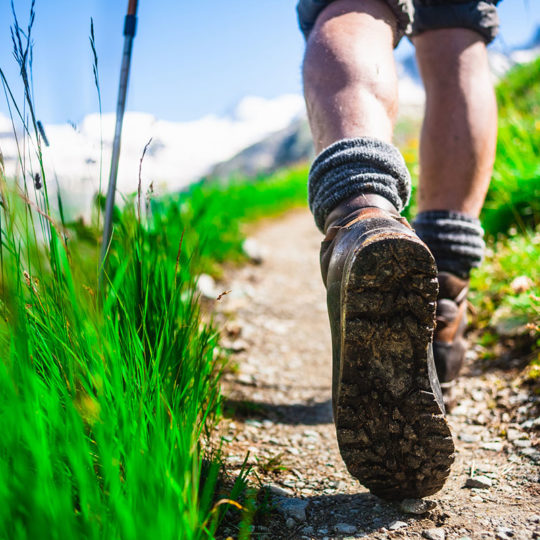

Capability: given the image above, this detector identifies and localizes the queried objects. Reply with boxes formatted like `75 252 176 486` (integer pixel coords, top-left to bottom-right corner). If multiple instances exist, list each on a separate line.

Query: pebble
285 517 296 528
266 484 294 497
519 448 540 462
334 523 357 535
496 526 514 539
400 498 437 515
242 238 264 264
513 439 532 448
470 495 483 502
482 442 504 452
388 520 408 530
506 428 523 442
276 498 309 522
228 339 249 353
459 433 481 443
510 275 533 293
465 475 493 489
471 390 485 402
197 274 218 299
423 528 446 540
521 417 540 429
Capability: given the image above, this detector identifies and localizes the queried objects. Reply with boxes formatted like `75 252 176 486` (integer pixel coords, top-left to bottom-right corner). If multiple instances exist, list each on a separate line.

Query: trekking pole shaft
99 0 139 285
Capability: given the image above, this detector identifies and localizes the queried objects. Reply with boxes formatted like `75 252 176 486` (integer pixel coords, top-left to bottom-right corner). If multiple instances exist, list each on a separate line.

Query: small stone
470 495 483 502
496 526 514 539
465 475 493 489
521 417 540 430
276 498 309 522
334 523 357 535
242 238 264 264
459 432 481 443
400 498 437 515
237 373 255 385
510 275 533 293
229 339 249 353
302 526 314 535
423 528 446 540
471 390 484 402
286 517 296 528
513 439 532 448
519 448 540 462
197 274 218 299
482 441 504 452
506 428 523 441
266 484 293 497
389 520 408 530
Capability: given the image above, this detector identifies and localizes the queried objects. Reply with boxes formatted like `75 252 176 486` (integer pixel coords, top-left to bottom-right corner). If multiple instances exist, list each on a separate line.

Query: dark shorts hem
410 1 499 43
296 0 500 45
296 0 413 48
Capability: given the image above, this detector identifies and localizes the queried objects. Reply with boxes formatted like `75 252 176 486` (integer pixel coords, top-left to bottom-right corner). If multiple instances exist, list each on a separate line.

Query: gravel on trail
212 209 540 540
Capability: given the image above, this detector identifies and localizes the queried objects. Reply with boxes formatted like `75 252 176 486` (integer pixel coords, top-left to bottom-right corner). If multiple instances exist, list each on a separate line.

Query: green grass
0 7 250 537
151 166 308 277
481 57 540 236
0 183 249 538
470 229 540 336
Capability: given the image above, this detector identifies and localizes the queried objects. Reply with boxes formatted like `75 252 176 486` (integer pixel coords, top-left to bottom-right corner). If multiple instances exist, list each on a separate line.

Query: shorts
297 0 501 47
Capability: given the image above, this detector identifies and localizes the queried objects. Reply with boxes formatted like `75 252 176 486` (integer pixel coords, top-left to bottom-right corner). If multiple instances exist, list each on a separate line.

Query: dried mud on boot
336 234 455 499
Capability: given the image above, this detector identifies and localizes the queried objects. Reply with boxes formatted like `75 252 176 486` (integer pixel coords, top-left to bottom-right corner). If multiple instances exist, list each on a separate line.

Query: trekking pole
99 0 139 288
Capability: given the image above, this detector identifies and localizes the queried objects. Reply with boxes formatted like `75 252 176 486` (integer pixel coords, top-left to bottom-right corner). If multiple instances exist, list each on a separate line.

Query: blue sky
1 0 538 124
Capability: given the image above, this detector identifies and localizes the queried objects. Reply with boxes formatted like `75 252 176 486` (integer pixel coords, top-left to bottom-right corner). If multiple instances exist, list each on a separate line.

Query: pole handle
124 0 138 35
128 0 138 16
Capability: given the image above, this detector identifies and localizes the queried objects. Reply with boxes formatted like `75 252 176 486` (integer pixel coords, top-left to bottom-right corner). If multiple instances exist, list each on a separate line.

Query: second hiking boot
433 272 470 408
320 194 455 500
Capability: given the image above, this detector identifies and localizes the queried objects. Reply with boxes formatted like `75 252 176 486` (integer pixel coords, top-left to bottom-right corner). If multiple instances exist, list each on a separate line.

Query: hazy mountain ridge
209 31 540 180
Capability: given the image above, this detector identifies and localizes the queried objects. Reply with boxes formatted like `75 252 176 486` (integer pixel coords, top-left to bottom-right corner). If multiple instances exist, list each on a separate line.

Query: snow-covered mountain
0 94 305 219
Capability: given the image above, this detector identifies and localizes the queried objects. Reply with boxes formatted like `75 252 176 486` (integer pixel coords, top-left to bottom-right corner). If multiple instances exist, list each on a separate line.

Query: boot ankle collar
324 193 400 234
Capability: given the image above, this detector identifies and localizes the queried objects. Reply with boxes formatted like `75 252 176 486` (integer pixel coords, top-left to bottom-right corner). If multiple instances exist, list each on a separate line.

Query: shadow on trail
255 490 440 539
223 398 333 425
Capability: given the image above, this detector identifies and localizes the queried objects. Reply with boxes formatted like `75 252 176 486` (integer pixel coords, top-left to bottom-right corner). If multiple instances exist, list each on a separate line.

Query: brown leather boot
434 272 469 408
321 194 454 500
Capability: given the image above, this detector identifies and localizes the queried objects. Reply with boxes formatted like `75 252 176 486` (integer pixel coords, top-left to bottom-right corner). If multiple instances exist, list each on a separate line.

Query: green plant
481 57 540 236
0 5 246 537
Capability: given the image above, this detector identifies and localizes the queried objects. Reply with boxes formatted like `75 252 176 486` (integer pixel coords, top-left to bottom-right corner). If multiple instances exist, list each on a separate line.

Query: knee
302 1 399 117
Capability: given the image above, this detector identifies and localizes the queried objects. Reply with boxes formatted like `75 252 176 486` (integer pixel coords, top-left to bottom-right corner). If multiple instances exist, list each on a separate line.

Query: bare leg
302 0 399 153
414 29 497 217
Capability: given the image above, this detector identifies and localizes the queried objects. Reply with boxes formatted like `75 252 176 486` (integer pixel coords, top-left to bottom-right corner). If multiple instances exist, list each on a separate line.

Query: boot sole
335 232 455 499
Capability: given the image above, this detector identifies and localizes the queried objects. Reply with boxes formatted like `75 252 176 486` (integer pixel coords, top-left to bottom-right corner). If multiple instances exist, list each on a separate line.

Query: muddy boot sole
335 232 455 500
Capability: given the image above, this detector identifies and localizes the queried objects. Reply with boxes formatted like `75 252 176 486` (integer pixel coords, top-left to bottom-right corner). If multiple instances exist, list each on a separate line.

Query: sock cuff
412 210 485 278
308 137 411 232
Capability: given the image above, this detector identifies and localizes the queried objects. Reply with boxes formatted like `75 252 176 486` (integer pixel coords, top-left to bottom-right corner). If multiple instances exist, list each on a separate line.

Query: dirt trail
215 209 539 540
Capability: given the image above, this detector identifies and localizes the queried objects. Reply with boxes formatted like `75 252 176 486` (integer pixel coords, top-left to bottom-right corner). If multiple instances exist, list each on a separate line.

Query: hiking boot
321 194 455 500
433 272 469 409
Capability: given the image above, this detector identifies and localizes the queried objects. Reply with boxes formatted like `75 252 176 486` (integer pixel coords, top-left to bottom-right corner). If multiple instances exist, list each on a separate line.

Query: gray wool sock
412 210 485 279
308 137 412 232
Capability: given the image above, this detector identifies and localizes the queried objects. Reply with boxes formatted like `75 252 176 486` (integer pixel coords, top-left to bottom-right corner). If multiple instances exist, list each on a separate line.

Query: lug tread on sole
336 236 455 500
